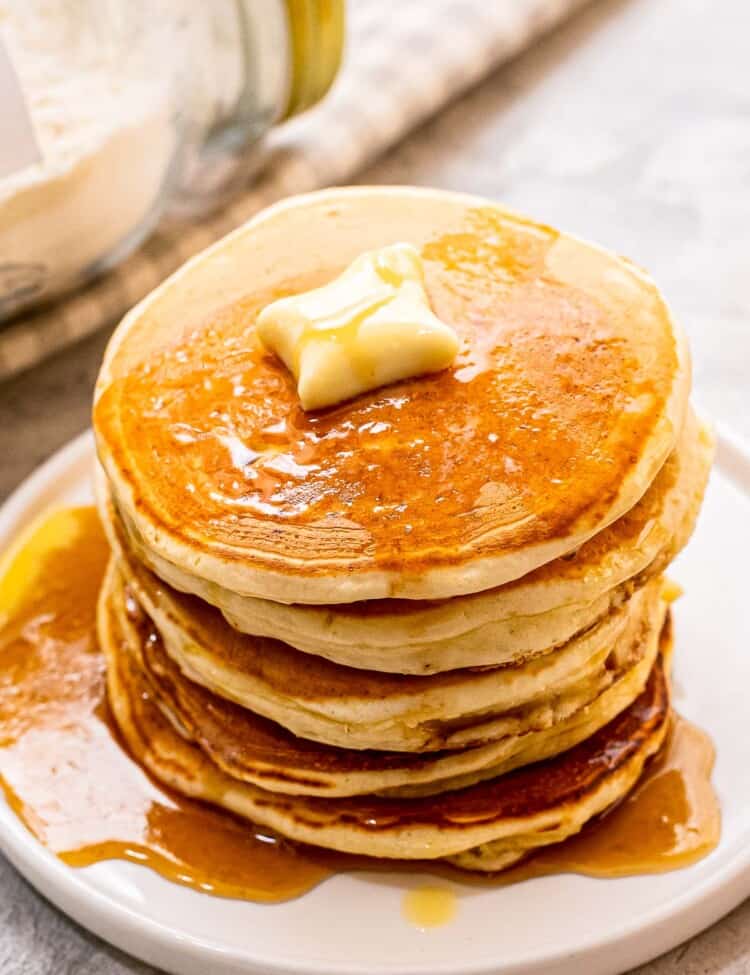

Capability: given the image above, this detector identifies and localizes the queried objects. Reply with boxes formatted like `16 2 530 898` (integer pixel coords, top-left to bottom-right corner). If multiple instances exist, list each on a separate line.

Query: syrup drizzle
93 203 677 575
0 507 720 910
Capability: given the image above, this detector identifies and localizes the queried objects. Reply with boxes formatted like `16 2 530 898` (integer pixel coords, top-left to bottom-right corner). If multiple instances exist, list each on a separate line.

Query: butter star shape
256 243 460 410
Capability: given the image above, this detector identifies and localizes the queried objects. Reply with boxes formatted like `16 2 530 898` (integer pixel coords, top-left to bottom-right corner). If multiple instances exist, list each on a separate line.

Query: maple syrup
403 886 457 929
0 507 720 910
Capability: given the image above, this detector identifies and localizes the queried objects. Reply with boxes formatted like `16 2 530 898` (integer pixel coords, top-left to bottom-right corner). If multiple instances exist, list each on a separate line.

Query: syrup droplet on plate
402 886 457 929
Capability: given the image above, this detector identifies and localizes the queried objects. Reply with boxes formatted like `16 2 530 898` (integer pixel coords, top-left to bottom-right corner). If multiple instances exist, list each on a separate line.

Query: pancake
102 561 666 798
103 410 712 673
93 186 690 605
111 531 666 752
102 576 671 864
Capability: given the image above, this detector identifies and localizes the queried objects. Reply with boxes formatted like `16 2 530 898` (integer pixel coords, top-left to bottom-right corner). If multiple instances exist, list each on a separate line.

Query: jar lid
283 0 344 119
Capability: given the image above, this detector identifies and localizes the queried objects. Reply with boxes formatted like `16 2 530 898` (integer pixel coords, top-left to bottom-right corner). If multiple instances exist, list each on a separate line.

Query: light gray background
1 0 748 971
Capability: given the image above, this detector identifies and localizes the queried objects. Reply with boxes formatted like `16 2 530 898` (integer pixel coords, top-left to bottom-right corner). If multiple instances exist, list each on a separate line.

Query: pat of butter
256 243 459 410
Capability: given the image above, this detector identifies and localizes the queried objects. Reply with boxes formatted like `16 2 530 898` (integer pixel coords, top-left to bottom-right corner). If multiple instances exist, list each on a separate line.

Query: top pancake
94 187 690 603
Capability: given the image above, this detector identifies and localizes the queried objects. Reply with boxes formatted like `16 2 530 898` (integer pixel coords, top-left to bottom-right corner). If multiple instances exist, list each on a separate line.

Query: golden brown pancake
89 186 699 875
101 576 671 863
104 561 665 799
100 411 712 673
111 531 667 752
94 187 690 604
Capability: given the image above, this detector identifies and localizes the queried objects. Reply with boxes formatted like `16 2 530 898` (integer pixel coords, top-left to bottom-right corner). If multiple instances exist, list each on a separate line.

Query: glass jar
0 0 344 321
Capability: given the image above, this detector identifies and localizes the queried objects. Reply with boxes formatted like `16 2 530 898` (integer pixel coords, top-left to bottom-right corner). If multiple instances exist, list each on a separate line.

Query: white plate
1 428 749 975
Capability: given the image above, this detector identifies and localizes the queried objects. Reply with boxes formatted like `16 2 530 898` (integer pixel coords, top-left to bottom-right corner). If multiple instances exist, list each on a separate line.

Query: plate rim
0 426 749 975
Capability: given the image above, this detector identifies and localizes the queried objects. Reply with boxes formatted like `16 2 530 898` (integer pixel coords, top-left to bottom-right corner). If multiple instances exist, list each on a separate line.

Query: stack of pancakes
92 187 712 871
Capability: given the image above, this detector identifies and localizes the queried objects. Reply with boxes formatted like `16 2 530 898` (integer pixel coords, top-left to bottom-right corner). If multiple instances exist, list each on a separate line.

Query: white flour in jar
0 0 177 316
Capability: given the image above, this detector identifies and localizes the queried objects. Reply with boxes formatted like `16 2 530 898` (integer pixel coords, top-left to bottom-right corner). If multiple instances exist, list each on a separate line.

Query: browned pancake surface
126 594 453 777
120 545 599 701
297 434 686 620
253 660 669 831
95 203 678 576
112 596 669 834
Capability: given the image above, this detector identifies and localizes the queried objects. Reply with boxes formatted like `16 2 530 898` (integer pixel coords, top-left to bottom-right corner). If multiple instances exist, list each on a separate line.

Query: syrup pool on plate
0 506 720 908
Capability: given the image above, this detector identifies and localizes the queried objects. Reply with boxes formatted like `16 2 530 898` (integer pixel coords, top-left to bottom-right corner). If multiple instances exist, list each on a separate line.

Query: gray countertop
1 0 748 971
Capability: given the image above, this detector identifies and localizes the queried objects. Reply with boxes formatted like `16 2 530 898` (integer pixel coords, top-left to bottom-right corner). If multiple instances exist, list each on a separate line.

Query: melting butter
257 243 459 410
